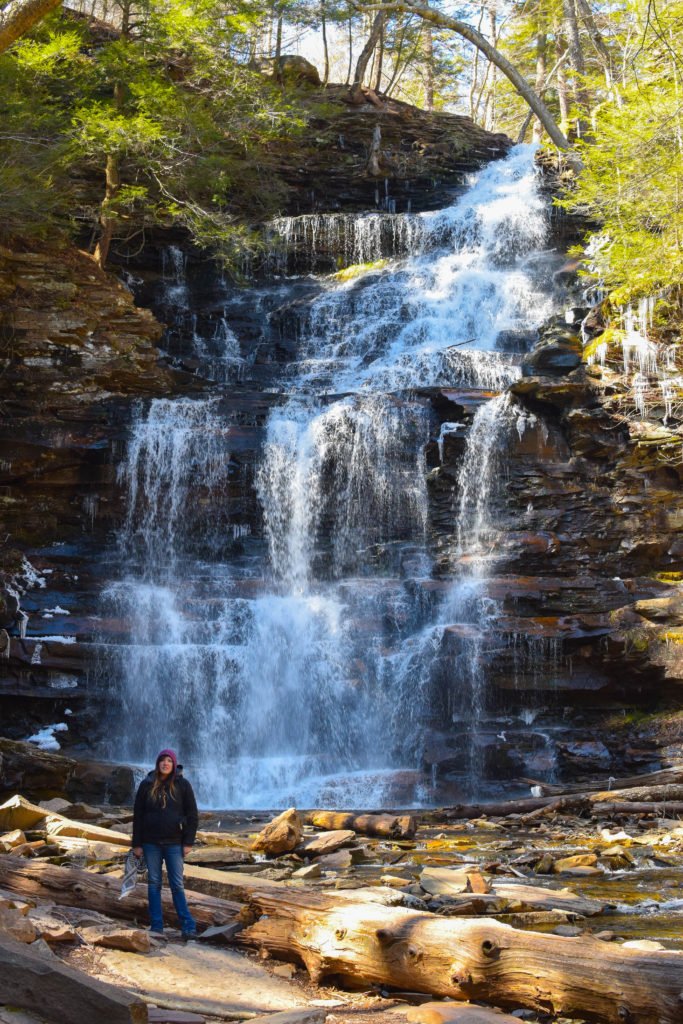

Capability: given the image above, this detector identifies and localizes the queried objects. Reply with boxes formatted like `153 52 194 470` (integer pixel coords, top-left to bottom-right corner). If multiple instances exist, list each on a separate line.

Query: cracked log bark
237 884 683 1024
0 857 240 927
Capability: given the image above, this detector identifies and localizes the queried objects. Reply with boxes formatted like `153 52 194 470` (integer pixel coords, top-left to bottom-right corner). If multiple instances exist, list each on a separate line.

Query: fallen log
237 883 683 1024
303 810 416 838
0 932 147 1024
442 795 571 819
0 856 240 928
5 856 681 1023
520 766 683 796
589 784 683 803
589 801 683 816
519 796 589 821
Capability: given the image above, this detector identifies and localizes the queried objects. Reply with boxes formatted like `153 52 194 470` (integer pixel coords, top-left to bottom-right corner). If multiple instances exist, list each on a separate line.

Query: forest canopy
0 0 681 324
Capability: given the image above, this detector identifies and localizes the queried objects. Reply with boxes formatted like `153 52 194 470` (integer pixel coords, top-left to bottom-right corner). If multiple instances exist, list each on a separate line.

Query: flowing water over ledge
98 145 570 808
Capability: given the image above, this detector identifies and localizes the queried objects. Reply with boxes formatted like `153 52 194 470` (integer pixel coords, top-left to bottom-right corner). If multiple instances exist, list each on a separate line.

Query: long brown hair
150 767 176 807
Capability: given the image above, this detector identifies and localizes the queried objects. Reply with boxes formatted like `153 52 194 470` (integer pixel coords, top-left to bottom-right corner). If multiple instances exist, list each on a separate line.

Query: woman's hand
183 845 192 857
133 846 143 857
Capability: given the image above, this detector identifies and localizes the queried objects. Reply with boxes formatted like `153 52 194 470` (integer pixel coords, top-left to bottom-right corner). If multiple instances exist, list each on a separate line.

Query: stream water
101 145 568 808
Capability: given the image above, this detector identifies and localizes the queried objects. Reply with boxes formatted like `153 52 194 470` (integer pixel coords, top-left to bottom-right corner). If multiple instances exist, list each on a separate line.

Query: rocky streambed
1 784 683 1024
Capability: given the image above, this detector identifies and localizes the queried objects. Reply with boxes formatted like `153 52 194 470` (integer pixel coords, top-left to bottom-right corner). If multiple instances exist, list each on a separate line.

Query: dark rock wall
0 110 681 784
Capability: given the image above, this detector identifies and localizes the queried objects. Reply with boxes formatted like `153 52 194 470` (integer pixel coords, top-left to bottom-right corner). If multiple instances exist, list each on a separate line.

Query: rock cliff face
0 104 515 755
0 109 681 788
424 319 683 779
0 240 186 548
0 239 197 742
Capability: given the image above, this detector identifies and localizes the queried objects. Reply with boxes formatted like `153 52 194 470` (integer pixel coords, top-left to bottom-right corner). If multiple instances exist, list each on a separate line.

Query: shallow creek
201 813 683 952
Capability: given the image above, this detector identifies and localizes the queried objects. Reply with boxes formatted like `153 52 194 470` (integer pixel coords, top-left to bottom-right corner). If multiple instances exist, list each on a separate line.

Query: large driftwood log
521 766 683 796
0 856 240 927
303 810 416 838
238 883 683 1024
588 801 683 816
4 857 682 1023
590 784 683 803
443 795 587 819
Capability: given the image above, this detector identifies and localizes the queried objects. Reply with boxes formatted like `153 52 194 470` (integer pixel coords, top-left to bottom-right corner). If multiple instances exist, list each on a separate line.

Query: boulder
0 907 38 943
293 830 356 858
250 55 321 86
26 909 78 943
0 587 19 629
292 863 322 879
419 866 482 896
251 808 302 855
66 761 135 804
558 741 612 770
185 846 253 866
0 829 27 850
0 932 148 1024
79 925 151 953
407 1002 521 1023
553 854 598 873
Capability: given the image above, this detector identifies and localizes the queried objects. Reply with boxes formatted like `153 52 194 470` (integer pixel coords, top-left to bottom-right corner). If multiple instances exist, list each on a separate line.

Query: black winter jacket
132 770 198 848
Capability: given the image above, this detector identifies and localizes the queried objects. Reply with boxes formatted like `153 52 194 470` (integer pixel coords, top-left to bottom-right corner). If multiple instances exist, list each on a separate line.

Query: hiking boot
181 931 197 942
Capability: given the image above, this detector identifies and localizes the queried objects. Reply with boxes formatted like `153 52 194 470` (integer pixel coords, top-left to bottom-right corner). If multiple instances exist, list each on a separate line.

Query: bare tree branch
353 0 570 149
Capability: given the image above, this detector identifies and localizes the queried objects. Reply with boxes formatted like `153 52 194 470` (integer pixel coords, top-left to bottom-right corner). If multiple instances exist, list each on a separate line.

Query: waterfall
103 145 564 807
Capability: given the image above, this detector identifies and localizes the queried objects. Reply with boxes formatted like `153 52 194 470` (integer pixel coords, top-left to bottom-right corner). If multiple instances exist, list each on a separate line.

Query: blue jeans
142 843 196 935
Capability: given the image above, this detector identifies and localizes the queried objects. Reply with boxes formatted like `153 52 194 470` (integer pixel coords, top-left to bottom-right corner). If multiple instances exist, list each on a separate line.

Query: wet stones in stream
1 790 683 1023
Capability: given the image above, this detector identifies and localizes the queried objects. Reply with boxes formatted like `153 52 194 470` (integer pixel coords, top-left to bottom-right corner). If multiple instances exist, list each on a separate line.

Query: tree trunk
532 31 547 141
374 21 384 91
484 5 497 130
0 857 240 928
320 0 329 86
468 2 485 120
561 0 590 135
0 0 63 54
443 794 568 819
588 801 683 815
356 1 569 148
517 46 568 144
555 27 571 129
3 857 682 1022
237 884 683 1023
422 10 434 109
346 6 353 85
274 10 283 82
349 11 385 102
93 152 120 270
383 15 412 96
574 0 613 79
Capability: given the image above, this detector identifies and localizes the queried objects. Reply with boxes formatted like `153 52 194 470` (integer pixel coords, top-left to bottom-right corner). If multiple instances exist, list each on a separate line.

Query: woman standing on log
132 748 198 940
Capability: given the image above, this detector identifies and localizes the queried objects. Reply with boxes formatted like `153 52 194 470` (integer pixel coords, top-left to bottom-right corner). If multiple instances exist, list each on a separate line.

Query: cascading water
103 145 566 807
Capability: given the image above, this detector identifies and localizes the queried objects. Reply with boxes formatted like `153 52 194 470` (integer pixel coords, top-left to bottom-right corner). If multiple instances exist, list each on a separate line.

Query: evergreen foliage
2 0 682 326
0 1 304 266
561 0 683 313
